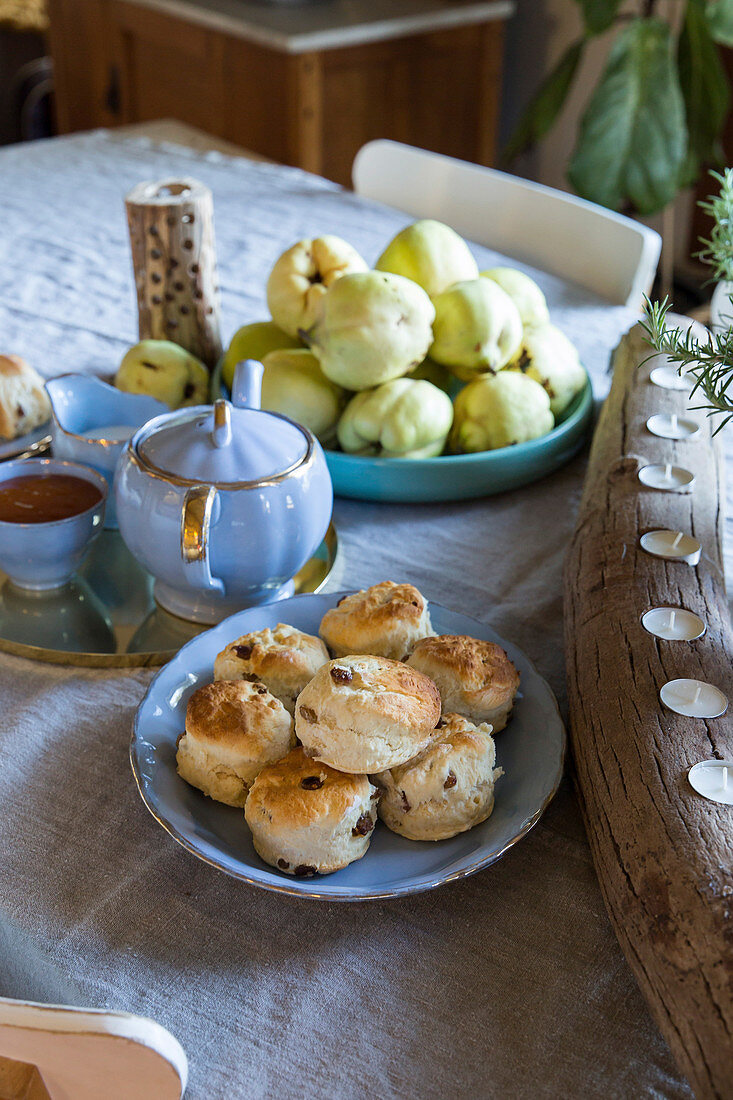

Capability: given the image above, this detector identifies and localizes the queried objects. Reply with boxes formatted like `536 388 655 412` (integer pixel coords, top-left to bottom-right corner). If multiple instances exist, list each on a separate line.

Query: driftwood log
125 178 222 369
564 323 733 1099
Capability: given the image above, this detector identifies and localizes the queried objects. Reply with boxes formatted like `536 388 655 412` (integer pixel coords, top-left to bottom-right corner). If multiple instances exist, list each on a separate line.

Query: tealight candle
639 529 702 565
638 463 695 493
660 678 728 719
649 364 692 391
641 607 706 641
688 760 733 805
646 412 700 440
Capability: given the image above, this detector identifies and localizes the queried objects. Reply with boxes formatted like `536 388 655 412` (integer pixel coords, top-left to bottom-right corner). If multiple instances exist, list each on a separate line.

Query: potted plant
504 0 733 218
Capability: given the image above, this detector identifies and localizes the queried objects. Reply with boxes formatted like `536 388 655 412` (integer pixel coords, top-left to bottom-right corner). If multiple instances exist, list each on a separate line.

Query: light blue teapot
114 360 333 624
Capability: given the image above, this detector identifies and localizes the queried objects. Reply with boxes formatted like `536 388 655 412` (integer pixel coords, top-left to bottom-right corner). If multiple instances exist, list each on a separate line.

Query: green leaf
678 0 729 188
706 0 733 46
501 41 584 166
574 0 623 35
568 18 687 215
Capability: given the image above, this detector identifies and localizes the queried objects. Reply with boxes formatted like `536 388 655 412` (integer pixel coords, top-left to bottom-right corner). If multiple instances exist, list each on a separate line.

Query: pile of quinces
115 220 587 458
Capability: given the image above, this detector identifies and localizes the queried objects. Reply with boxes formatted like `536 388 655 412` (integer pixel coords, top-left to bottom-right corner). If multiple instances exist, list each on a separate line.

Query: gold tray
0 524 339 668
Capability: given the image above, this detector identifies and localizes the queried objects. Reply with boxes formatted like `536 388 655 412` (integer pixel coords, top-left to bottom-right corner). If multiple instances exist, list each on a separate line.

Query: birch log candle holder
564 323 732 1099
125 178 223 370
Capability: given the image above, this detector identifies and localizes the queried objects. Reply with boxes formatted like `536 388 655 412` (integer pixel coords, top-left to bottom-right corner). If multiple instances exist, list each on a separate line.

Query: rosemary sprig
642 167 733 434
640 296 733 434
696 168 733 283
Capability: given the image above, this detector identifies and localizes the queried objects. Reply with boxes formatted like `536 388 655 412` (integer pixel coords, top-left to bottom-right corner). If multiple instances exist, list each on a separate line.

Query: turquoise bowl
327 377 593 503
213 360 593 504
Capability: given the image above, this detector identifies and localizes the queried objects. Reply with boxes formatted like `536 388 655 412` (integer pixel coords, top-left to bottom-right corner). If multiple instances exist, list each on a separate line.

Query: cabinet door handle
105 65 121 115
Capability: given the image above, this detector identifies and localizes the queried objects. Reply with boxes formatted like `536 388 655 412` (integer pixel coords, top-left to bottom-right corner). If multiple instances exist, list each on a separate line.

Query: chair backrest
352 140 661 308
0 997 187 1100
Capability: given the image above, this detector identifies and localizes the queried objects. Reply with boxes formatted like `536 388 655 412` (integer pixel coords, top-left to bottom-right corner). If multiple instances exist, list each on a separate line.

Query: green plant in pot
504 0 733 216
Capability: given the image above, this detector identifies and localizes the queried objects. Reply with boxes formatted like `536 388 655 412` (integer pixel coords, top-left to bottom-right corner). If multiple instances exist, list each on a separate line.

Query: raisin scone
214 623 329 715
245 746 379 876
407 634 519 732
0 355 51 441
374 712 503 841
319 581 434 659
295 654 441 774
176 680 294 807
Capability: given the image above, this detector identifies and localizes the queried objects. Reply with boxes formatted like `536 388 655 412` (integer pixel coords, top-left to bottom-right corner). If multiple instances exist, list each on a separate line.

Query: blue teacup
46 375 167 529
0 458 107 590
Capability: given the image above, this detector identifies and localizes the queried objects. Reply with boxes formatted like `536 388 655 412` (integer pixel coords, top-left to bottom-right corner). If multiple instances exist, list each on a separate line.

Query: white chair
352 140 661 308
0 997 187 1099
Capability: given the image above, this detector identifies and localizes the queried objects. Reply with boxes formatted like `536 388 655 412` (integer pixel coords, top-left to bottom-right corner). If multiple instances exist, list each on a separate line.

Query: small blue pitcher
46 375 166 528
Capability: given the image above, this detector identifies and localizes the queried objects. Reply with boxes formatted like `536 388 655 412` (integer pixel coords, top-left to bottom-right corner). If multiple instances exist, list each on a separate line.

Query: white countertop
125 0 514 53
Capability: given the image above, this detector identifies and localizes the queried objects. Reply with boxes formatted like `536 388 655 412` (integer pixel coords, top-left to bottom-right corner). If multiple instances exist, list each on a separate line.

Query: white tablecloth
0 130 714 1098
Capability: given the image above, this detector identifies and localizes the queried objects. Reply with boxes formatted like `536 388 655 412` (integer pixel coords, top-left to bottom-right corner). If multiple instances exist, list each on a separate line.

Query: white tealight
660 678 728 719
688 760 733 805
641 607 706 641
639 529 702 565
649 365 692 391
638 463 695 493
646 412 700 440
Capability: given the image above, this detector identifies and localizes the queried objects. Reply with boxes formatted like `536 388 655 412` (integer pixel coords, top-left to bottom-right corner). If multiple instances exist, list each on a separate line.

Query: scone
0 355 51 440
295 655 441 773
244 746 379 876
374 712 502 841
176 679 294 807
214 623 330 715
407 634 520 732
319 581 434 659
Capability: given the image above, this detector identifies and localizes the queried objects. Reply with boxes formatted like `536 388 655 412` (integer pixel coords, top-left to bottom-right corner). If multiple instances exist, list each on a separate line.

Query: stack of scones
176 581 518 877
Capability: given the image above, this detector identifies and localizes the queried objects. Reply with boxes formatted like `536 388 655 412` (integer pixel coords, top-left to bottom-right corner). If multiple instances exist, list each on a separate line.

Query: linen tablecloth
0 131 716 1098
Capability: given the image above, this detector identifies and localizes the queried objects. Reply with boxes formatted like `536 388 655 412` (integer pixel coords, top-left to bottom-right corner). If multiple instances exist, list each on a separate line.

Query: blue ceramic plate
212 359 593 503
131 592 565 901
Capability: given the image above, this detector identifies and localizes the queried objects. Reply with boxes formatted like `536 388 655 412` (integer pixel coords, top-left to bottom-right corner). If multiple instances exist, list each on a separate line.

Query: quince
337 378 453 458
430 279 523 379
511 322 587 417
260 348 345 445
115 340 208 409
450 371 554 453
223 321 301 390
480 267 550 327
266 236 368 338
407 355 454 394
375 219 478 297
304 271 435 391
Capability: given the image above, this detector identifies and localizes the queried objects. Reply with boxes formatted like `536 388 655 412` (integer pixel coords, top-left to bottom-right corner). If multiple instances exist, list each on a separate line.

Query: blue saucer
131 592 565 901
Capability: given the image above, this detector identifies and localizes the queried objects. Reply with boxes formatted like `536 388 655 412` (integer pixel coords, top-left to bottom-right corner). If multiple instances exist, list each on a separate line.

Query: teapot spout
232 359 264 411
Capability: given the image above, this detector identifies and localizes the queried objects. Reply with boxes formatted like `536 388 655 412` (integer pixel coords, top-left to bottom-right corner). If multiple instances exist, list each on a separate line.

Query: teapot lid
135 360 309 486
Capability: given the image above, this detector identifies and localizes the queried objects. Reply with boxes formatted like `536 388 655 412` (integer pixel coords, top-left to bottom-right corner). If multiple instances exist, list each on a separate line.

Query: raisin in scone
407 634 519 731
374 713 502 841
176 680 294 807
244 746 379 876
214 623 329 716
319 581 434 659
295 654 441 774
0 355 51 441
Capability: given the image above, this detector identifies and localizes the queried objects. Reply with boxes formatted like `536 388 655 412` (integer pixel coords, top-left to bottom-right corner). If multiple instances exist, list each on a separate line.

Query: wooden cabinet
47 0 507 185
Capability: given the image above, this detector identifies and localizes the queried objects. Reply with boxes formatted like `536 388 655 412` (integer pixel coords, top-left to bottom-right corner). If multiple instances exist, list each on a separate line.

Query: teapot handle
232 359 264 410
181 485 225 594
